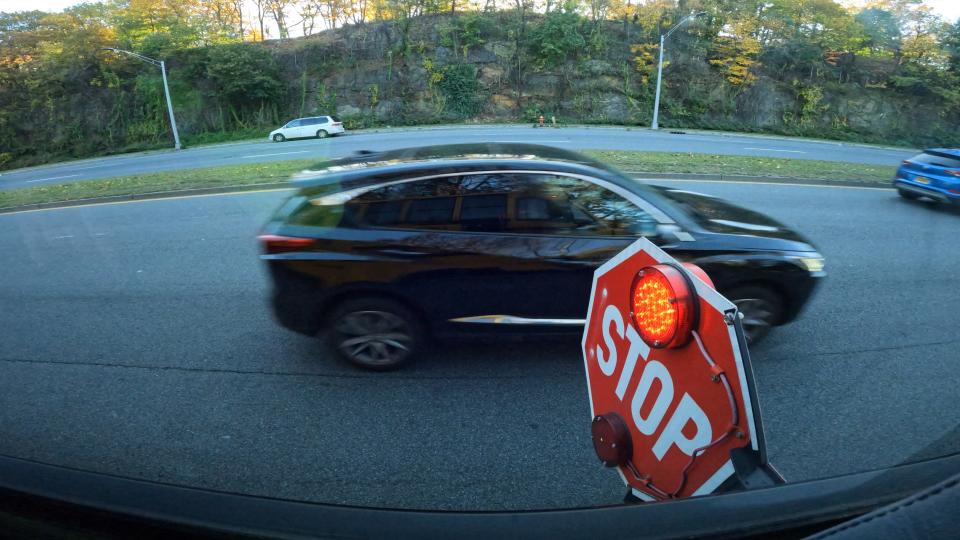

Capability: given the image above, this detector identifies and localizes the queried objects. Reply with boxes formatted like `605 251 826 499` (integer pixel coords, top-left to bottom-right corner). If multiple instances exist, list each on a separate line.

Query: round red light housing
629 264 698 349
591 413 633 467
681 262 714 289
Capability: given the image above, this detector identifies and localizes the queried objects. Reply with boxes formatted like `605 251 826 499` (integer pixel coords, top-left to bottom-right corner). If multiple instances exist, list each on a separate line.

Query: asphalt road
0 126 915 191
0 179 958 512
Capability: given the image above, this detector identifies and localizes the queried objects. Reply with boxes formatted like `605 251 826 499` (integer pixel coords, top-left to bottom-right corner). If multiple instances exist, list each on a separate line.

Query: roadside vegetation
588 151 895 182
0 151 895 210
0 159 316 209
1 1 958 171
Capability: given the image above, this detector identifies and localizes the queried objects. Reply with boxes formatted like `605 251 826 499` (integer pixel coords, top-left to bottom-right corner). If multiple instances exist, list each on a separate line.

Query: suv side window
285 119 301 128
329 173 653 235
339 176 461 230
458 173 654 236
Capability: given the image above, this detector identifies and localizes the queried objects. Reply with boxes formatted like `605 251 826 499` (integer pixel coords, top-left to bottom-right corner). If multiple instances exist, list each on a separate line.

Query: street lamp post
102 48 182 150
651 12 705 131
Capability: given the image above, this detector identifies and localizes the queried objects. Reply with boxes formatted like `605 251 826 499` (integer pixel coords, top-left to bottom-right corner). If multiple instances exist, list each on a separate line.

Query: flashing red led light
630 264 698 349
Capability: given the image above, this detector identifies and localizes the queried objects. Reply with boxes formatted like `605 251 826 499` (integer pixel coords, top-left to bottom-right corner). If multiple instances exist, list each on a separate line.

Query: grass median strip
584 150 895 183
0 159 319 209
1 151 896 209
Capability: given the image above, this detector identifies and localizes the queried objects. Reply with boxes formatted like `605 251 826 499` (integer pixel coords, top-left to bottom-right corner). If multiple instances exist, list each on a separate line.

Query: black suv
259 144 825 369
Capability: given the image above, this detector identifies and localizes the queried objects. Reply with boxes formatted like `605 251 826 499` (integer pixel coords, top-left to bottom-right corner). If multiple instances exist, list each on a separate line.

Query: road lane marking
240 151 310 158
743 147 806 154
25 174 79 183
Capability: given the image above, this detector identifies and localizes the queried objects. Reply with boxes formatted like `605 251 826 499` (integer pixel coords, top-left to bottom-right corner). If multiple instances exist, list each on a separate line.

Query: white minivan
269 116 345 142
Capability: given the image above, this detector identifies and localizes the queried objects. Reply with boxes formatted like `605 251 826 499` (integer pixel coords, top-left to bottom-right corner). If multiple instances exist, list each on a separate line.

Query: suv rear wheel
726 285 784 345
316 129 328 139
326 297 422 370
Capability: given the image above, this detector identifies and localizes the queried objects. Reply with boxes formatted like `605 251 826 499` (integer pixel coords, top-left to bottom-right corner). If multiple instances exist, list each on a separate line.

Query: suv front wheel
326 297 423 370
726 285 784 345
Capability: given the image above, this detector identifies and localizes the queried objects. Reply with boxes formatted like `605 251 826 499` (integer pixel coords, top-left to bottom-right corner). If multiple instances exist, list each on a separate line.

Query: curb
0 182 291 214
0 173 893 214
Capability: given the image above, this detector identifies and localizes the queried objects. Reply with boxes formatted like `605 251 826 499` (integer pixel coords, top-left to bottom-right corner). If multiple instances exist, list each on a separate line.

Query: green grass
1 150 896 210
0 159 318 209
584 150 895 183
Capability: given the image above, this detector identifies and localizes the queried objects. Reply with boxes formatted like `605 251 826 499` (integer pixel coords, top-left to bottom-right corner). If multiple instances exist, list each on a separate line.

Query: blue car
894 148 960 204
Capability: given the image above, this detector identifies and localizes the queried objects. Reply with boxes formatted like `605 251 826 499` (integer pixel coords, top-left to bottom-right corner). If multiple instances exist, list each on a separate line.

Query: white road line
25 174 79 183
240 151 310 158
65 161 137 172
743 147 806 154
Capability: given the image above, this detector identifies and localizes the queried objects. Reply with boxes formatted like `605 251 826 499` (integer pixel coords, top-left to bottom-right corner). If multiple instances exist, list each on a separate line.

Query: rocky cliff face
204 13 953 146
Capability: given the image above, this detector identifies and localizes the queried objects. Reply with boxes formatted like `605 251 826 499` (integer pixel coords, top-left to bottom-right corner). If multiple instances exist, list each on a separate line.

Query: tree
205 43 283 124
230 0 245 39
200 0 243 42
528 7 585 69
267 0 295 38
710 23 761 86
944 20 960 72
856 7 901 55
251 0 268 40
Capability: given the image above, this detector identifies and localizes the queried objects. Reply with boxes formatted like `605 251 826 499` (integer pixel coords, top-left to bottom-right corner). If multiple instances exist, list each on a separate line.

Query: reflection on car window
407 197 456 224
363 201 404 226
332 173 652 236
514 174 653 236
461 194 508 220
516 197 552 220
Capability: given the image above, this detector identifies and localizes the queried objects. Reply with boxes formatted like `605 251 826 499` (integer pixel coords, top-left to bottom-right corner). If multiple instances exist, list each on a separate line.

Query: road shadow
893 194 960 217
423 334 584 370
270 329 585 379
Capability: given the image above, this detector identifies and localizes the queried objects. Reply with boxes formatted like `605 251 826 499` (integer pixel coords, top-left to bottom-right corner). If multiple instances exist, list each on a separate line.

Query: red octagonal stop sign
582 238 764 501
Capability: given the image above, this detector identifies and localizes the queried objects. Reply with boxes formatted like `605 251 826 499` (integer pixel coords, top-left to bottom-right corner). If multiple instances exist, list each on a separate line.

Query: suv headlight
790 254 825 273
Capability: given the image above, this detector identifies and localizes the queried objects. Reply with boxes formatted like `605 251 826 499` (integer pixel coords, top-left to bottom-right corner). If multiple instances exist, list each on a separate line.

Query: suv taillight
258 234 314 254
945 169 960 177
